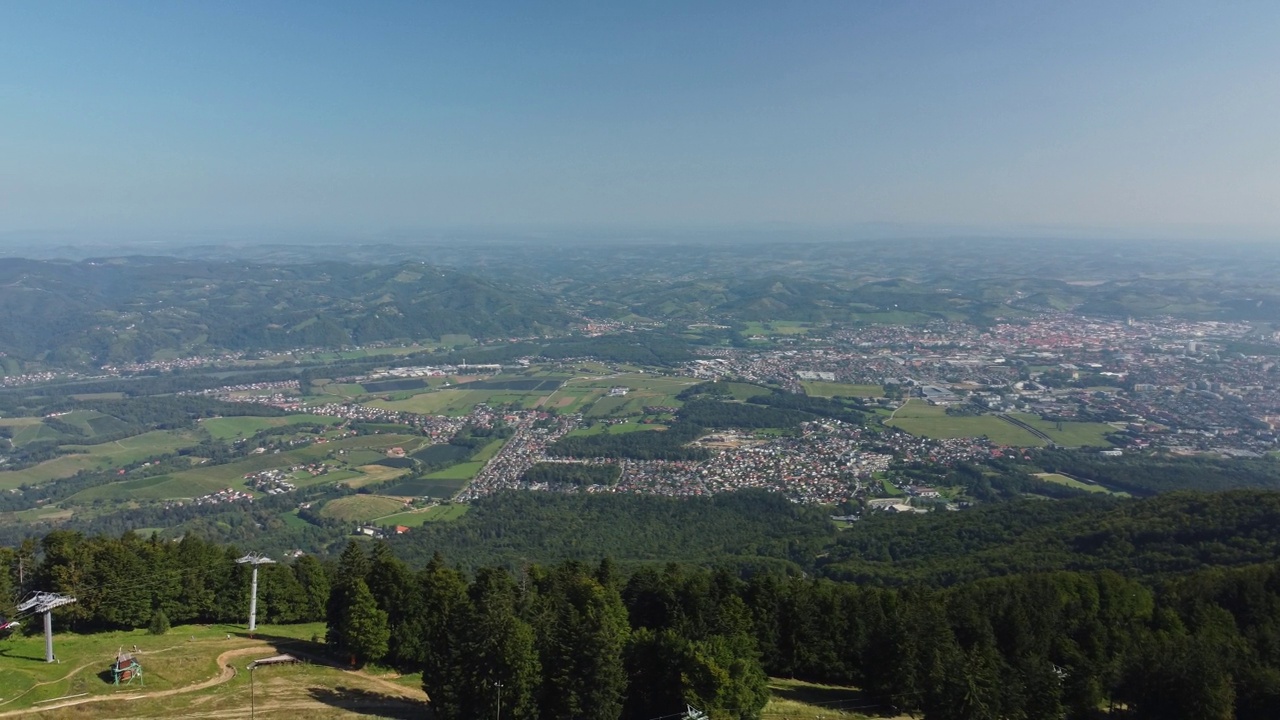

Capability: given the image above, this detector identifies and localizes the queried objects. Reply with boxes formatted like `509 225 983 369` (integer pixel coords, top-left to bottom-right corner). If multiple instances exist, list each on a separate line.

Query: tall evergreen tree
532 563 630 720
342 579 390 667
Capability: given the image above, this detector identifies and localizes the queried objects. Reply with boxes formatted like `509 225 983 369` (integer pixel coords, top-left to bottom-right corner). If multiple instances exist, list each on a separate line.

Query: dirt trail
0 640 212 710
0 642 427 719
0 646 263 718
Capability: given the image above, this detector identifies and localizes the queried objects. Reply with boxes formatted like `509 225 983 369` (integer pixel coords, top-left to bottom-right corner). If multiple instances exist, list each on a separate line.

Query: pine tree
533 564 629 720
326 541 369 651
342 579 389 667
148 608 170 635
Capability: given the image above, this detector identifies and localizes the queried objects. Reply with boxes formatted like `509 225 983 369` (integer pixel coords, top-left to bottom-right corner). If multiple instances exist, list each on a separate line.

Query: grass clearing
200 414 340 441
802 381 885 398
566 422 664 437
12 423 65 446
720 382 775 400
0 430 201 489
67 434 420 503
426 461 485 480
1034 472 1130 496
376 503 470 527
1008 413 1115 447
344 463 410 488
764 677 900 719
367 389 493 415
319 495 407 522
0 622 427 718
886 401 1045 446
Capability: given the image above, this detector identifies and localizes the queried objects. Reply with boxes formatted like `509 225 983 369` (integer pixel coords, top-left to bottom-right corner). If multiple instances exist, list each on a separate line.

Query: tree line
8 529 1280 718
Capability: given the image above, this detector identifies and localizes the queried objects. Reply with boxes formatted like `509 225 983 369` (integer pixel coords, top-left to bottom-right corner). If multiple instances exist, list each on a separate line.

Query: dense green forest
1033 449 1280 494
10 528 1280 719
384 489 1280 585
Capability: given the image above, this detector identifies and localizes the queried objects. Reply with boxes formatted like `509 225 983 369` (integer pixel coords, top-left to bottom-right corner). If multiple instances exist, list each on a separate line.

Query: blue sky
2 1 1278 240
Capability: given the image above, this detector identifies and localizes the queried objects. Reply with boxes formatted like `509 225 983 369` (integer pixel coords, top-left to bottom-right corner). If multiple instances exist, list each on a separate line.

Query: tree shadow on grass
308 686 424 719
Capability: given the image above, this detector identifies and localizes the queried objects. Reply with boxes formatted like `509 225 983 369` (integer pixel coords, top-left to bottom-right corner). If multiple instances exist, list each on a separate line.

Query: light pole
495 680 504 720
247 661 257 719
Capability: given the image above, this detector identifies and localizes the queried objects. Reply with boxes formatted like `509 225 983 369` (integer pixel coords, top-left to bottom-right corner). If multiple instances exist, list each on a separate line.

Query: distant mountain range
0 257 573 365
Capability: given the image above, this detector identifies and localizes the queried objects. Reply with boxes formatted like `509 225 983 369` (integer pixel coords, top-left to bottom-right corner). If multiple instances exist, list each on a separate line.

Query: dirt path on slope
0 646 264 718
0 640 222 710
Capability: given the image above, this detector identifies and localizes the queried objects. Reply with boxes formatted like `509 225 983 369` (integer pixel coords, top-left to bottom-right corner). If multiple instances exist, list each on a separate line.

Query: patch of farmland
320 495 407 522
885 401 1043 446
200 414 339 441
376 504 470 527
802 381 885 398
0 430 201 488
362 378 430 393
464 378 565 391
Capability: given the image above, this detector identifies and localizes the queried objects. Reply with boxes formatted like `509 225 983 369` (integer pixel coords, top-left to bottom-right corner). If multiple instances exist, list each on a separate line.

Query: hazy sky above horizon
2 1 1278 240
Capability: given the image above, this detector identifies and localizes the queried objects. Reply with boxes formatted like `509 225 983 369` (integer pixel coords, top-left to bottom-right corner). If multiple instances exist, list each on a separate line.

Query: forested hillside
10 529 1280 719
0 257 571 364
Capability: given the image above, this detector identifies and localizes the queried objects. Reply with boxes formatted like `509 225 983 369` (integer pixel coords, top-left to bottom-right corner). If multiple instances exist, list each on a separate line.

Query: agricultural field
741 321 814 336
315 381 368 398
343 463 411 488
1007 413 1115 447
719 382 776 400
66 434 422 503
425 461 485 481
885 402 1114 448
885 401 1045 445
801 381 885 398
0 622 427 718
367 388 515 415
199 414 342 441
1034 472 1129 496
375 503 470 527
0 430 202 489
363 371 695 419
571 373 701 417
566 422 665 437
319 494 407 522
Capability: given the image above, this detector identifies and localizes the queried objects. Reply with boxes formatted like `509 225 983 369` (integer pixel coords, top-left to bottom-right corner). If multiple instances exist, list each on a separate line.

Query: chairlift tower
236 553 276 632
17 592 77 663
684 705 709 720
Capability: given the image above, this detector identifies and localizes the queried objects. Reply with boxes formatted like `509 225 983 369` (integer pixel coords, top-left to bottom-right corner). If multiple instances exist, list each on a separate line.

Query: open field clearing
319 494 407 522
66 435 420 503
375 503 470 527
1035 472 1130 496
343 463 410 488
763 677 906 719
0 430 201 489
366 388 520 415
802 381 885 398
742 321 814 336
1007 413 1115 447
885 401 1045 445
0 622 427 719
10 423 65 447
719 382 775 400
566 422 664 437
363 371 697 418
199 414 341 441
425 461 484 481
886 402 1114 447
